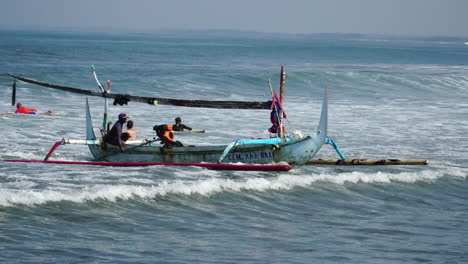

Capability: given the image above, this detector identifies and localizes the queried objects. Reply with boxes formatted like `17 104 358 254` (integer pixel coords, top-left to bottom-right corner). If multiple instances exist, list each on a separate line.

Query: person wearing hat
104 113 129 152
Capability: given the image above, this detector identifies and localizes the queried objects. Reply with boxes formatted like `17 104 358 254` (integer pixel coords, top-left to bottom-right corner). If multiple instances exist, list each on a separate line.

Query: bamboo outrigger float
308 159 428 165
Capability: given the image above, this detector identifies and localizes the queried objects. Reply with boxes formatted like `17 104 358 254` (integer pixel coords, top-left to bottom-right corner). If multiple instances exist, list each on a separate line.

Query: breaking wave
1 168 465 207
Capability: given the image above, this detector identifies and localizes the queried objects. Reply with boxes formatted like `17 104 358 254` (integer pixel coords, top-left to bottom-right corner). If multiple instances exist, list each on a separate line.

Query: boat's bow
315 86 328 145
277 87 327 165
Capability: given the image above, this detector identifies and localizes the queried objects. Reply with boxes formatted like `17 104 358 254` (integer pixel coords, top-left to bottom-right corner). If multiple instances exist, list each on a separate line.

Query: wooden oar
174 129 206 133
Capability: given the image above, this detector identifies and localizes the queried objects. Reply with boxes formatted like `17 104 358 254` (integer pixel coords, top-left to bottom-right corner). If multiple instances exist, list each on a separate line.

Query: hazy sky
1 0 467 36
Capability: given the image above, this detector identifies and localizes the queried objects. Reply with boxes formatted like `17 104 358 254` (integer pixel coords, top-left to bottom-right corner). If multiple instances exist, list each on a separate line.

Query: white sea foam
1 168 465 207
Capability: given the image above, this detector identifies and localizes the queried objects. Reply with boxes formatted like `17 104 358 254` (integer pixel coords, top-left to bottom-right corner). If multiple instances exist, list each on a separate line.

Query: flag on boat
268 91 286 133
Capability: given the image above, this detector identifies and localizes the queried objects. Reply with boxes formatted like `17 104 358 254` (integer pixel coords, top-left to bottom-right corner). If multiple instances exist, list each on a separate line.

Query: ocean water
0 29 467 263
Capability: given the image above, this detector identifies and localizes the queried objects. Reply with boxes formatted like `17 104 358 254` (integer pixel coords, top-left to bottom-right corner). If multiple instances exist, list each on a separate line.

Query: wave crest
1 168 465 207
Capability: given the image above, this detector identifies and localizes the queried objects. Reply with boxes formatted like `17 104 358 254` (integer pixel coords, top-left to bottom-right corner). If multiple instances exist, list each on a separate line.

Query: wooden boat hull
88 135 322 165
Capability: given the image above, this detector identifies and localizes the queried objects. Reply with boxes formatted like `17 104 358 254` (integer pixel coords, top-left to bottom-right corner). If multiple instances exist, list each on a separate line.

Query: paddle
173 129 206 133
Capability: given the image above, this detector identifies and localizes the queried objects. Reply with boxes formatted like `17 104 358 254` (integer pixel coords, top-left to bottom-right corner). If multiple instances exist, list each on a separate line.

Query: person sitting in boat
173 117 192 132
14 103 53 115
153 124 183 147
103 113 129 152
123 120 137 140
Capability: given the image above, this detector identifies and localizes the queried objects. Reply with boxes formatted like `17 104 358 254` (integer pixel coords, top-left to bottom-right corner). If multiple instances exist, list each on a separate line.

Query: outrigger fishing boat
5 66 346 171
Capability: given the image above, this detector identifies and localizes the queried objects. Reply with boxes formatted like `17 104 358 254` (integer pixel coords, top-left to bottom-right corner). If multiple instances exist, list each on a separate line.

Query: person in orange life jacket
104 113 129 152
173 117 192 131
153 124 183 147
15 103 37 114
14 103 53 115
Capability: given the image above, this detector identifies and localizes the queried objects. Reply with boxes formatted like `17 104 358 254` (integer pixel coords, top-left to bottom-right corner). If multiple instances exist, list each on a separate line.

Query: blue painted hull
88 135 322 165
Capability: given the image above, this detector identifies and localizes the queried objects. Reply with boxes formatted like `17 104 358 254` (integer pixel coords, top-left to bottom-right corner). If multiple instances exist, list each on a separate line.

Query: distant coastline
0 26 466 43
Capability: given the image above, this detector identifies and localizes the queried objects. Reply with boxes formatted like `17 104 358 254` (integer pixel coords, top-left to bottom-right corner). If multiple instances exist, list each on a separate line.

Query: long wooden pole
11 80 16 106
279 65 285 103
307 159 428 165
8 74 271 109
278 66 286 138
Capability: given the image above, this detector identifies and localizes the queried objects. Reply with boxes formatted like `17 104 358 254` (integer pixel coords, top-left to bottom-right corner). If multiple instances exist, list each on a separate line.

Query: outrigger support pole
42 138 154 161
325 137 346 160
43 140 64 161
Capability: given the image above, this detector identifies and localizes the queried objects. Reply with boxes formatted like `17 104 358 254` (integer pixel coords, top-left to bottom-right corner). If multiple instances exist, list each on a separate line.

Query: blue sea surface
0 29 467 263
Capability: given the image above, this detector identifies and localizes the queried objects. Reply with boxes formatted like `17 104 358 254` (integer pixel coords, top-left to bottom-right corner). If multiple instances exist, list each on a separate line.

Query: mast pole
278 66 285 139
279 65 285 103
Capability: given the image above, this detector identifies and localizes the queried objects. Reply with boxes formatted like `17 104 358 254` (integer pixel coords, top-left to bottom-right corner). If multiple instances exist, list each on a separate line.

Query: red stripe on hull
4 160 292 171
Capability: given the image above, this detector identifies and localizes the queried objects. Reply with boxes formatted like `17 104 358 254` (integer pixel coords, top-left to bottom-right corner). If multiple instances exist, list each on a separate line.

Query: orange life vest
162 124 174 142
15 106 37 114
